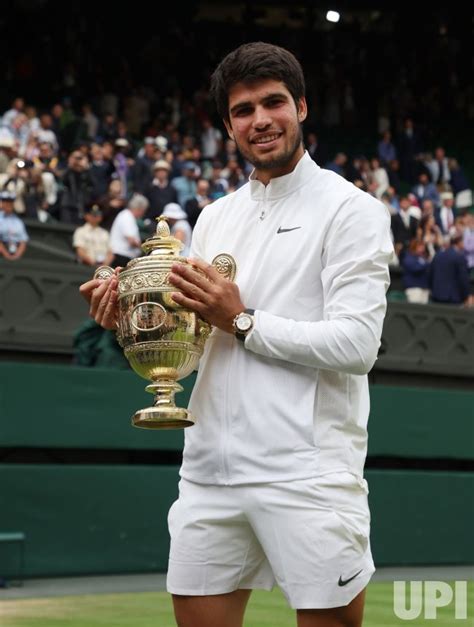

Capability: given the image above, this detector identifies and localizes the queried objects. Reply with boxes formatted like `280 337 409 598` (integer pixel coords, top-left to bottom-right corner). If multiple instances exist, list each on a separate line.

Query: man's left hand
169 258 245 334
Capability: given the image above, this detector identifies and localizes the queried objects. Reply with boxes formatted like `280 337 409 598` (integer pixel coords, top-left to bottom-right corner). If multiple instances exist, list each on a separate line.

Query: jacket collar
249 151 318 201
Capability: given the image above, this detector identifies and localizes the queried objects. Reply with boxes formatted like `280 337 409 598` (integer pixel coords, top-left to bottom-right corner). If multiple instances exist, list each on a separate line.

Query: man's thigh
247 473 375 610
172 589 252 627
167 479 274 596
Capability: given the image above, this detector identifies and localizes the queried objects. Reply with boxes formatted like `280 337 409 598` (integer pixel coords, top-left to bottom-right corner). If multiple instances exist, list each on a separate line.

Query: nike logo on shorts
277 226 301 234
338 569 363 587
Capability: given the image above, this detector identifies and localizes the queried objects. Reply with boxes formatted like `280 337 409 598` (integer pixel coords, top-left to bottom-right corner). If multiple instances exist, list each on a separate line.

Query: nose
252 105 271 130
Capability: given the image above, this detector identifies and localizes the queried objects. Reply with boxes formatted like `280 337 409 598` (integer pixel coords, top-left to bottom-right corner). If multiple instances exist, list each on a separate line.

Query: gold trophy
94 217 235 430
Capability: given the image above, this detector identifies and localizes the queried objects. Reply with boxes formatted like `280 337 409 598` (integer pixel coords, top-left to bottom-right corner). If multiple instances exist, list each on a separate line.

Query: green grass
0 582 472 626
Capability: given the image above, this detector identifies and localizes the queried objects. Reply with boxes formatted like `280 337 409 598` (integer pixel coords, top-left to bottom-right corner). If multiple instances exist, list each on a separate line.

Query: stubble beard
238 125 303 171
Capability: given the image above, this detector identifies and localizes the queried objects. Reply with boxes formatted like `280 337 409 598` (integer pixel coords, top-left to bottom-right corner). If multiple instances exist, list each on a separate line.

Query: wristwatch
232 308 255 342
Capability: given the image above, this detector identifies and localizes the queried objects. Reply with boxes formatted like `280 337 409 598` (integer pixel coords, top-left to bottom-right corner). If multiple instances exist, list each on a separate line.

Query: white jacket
181 152 393 485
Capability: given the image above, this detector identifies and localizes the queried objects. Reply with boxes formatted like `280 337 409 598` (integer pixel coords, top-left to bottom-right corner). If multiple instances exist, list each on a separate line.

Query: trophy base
132 406 195 429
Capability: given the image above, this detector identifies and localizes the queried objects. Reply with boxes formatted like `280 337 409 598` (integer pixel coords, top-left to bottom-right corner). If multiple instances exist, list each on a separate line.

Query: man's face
224 79 307 182
0 200 14 213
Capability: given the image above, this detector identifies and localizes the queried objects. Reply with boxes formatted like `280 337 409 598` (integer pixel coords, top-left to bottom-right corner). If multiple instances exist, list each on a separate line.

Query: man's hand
169 258 245 334
79 268 121 330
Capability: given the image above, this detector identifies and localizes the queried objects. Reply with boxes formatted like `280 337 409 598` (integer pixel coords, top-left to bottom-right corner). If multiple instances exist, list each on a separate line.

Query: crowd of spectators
0 90 472 306
0 5 473 305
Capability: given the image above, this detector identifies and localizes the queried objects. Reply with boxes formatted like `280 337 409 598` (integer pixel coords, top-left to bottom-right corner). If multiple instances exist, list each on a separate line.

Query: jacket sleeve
245 195 394 375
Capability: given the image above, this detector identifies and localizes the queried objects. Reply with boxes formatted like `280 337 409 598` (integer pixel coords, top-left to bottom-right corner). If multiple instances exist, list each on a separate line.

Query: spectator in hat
171 161 198 207
73 204 114 267
109 193 148 267
162 202 192 257
0 191 29 260
155 135 168 153
144 159 178 225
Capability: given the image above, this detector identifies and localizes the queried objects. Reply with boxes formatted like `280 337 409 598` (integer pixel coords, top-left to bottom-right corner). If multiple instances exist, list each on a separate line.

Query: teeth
254 134 279 144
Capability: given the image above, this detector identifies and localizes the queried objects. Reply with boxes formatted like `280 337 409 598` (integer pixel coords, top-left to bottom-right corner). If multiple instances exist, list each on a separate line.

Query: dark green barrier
1 362 473 459
0 465 472 577
0 362 189 451
0 464 180 578
367 470 474 565
368 386 474 459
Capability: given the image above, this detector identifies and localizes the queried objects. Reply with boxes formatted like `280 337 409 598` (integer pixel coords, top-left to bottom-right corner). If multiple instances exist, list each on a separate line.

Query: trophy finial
155 215 171 238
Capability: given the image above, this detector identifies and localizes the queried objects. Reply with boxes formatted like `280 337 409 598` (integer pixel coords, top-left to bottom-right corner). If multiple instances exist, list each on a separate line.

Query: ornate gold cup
94 217 235 430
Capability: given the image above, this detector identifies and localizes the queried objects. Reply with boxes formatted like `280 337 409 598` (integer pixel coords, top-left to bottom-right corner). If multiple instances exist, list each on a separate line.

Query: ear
224 119 234 141
297 97 308 123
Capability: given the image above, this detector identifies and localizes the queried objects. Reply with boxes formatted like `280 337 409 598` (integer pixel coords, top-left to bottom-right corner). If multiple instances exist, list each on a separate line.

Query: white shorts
166 472 375 609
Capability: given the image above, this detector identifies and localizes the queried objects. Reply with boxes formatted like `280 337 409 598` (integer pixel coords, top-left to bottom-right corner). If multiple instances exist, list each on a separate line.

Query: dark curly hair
210 42 306 123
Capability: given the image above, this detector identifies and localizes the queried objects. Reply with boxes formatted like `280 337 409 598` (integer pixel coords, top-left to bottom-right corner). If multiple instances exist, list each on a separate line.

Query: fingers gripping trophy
93 216 236 430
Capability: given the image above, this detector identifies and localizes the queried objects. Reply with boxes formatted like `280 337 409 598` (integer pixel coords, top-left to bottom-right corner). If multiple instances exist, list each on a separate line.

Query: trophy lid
141 216 184 256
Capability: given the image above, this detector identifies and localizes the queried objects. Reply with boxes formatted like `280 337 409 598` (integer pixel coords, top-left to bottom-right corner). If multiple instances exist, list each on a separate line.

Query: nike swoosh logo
277 226 301 234
338 570 363 587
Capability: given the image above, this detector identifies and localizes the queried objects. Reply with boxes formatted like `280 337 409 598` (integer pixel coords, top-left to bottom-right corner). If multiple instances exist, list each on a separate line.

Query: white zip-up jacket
181 152 393 485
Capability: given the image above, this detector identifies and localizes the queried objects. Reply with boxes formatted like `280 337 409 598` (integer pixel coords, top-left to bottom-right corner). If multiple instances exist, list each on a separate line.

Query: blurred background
0 0 473 586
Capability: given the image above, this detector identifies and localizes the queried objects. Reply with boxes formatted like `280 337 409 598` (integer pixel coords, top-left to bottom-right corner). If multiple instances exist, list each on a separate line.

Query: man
184 177 212 229
429 235 470 305
391 195 419 261
109 193 148 268
0 190 29 260
72 204 114 267
435 190 456 240
80 42 393 627
144 160 178 224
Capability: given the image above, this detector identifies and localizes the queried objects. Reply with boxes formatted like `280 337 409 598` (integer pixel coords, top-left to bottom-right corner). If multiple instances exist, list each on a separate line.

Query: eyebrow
229 91 289 116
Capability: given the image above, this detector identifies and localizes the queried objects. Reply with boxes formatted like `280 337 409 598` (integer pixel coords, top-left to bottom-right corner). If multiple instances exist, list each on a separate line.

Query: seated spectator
435 191 456 241
401 239 430 304
171 161 198 207
162 202 192 257
463 213 474 271
72 204 114 267
369 157 389 199
0 191 28 260
417 214 443 260
411 172 440 208
429 235 470 305
59 150 94 224
448 158 472 211
144 160 177 225
184 178 212 229
109 193 148 267
132 137 158 194
377 130 397 166
391 195 419 261
97 179 126 231
324 152 347 176
208 160 229 200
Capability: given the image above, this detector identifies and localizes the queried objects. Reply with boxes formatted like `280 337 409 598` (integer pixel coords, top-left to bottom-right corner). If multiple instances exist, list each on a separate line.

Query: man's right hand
79 268 121 330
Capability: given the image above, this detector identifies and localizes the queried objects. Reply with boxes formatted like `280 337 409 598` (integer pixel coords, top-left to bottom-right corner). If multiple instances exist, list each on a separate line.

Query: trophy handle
211 254 237 282
93 265 115 281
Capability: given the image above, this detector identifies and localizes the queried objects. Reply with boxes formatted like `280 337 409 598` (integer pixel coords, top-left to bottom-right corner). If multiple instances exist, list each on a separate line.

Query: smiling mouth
251 133 281 145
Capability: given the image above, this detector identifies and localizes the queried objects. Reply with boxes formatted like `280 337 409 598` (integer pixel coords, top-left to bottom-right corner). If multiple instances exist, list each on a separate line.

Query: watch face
237 314 252 332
